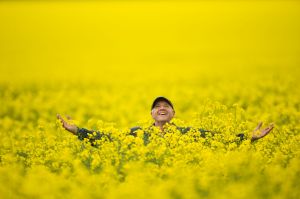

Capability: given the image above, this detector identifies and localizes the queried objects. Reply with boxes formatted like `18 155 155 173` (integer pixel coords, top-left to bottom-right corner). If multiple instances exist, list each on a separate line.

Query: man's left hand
251 122 274 141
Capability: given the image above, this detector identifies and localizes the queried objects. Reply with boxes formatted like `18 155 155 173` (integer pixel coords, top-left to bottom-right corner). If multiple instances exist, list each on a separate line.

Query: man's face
151 100 175 123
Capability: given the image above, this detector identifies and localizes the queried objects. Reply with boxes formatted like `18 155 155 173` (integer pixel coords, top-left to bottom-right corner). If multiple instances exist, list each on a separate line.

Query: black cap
151 97 174 110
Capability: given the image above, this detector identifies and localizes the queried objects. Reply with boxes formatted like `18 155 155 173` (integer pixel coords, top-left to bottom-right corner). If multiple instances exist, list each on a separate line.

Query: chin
157 118 171 123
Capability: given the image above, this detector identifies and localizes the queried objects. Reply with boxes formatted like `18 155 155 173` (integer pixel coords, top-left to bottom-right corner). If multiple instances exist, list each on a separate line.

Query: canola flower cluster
0 66 299 199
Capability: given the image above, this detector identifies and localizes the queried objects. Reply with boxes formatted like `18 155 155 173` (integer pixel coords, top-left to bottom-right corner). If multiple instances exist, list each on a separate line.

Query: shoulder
175 126 210 135
176 126 191 134
130 126 142 132
129 126 142 136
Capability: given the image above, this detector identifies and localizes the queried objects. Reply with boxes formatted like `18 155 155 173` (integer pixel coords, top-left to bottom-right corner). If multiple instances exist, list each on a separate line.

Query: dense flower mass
1 1 300 199
1 66 299 199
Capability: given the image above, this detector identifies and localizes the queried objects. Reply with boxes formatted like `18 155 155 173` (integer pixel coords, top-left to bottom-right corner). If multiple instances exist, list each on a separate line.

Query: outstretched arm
194 122 274 142
57 114 78 135
56 114 113 146
251 122 274 142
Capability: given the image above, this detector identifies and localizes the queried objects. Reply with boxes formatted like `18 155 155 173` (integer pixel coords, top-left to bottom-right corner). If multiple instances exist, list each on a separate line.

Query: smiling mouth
158 112 167 115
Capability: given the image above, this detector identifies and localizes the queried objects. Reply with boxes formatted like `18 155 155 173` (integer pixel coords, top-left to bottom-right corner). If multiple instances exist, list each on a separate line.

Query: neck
154 121 168 131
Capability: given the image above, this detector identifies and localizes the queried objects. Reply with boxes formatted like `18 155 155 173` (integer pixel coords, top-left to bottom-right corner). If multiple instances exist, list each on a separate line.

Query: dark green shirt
77 125 245 146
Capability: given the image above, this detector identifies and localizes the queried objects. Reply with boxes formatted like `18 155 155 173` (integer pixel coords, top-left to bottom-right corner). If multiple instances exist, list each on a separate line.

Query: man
57 97 274 145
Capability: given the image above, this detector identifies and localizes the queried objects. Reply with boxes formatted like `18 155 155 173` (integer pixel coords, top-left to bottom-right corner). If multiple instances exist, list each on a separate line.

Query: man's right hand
57 114 78 135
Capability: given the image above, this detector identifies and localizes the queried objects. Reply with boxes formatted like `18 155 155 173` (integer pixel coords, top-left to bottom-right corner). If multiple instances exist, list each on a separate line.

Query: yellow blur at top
0 0 299 82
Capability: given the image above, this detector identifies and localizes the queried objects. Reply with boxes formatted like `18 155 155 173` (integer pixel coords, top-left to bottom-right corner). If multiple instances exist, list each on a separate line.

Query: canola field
0 1 300 199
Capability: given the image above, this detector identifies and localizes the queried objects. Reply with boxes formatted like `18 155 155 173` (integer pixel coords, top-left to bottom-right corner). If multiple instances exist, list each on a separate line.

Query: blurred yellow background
1 0 299 82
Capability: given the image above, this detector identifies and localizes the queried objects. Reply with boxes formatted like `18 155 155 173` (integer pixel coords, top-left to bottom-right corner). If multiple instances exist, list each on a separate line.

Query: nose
158 107 166 111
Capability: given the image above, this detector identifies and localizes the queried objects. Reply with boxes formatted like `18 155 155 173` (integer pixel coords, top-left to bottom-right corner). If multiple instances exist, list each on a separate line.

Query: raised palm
251 122 274 141
57 114 78 134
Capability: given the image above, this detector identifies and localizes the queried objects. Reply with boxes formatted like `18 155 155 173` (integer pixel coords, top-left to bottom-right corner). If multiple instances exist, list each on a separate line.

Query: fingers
264 123 275 131
57 114 72 122
57 114 68 128
254 121 263 131
251 122 275 141
260 124 275 137
264 125 274 133
57 114 65 129
57 114 65 122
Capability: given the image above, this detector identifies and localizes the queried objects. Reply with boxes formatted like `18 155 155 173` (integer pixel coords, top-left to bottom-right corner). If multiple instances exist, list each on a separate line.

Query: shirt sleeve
129 126 142 137
199 129 246 141
77 128 93 140
194 128 246 142
236 133 246 141
77 128 112 146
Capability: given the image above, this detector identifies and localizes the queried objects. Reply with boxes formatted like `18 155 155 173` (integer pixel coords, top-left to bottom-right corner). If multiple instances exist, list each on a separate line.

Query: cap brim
151 97 174 110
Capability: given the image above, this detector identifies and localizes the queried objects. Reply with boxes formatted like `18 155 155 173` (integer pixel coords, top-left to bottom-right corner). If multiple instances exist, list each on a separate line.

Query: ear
150 110 155 119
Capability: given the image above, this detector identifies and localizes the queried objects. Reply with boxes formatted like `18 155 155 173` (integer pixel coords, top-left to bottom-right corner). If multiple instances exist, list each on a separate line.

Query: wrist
73 126 79 134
